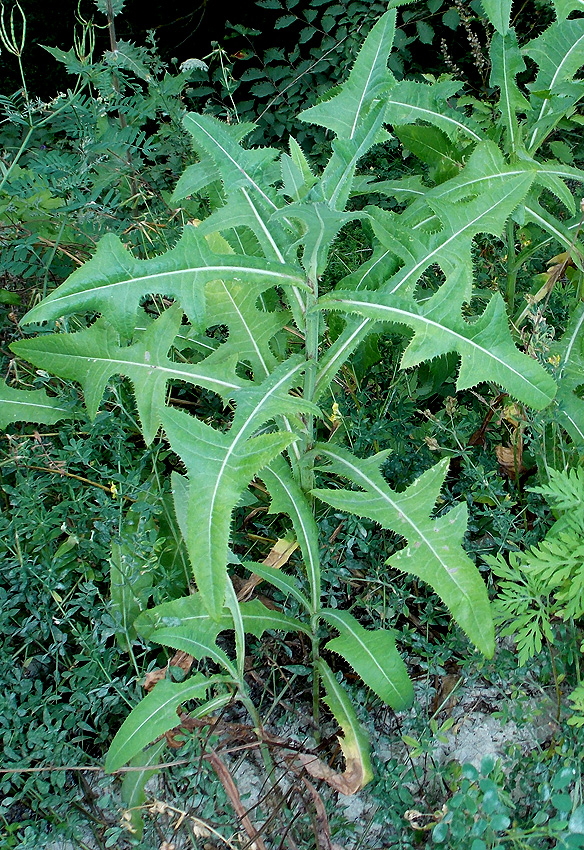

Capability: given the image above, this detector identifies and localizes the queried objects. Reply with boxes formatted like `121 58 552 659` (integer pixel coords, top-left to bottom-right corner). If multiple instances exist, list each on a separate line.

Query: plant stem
544 634 562 722
310 624 321 738
300 279 319 494
0 125 33 192
506 218 517 314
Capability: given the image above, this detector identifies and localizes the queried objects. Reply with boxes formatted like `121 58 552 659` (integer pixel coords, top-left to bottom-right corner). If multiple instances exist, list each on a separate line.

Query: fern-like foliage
489 466 584 663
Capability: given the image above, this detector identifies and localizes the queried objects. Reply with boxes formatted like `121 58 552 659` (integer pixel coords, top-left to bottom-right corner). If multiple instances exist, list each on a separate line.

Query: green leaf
299 11 397 210
244 561 311 611
321 609 414 710
550 303 584 447
120 739 166 840
182 114 281 204
281 137 317 202
105 40 152 81
524 201 584 268
299 10 396 142
394 124 463 183
105 674 220 771
110 510 154 648
312 445 495 656
172 160 218 201
94 0 125 15
489 30 530 153
276 201 359 277
416 20 434 43
0 382 73 428
442 8 460 29
134 592 223 641
523 18 584 152
480 0 511 34
318 659 373 790
569 806 584 834
260 455 320 611
22 227 305 338
552 0 584 21
12 305 245 444
161 356 318 616
384 79 482 142
237 599 310 636
320 279 556 410
275 14 296 27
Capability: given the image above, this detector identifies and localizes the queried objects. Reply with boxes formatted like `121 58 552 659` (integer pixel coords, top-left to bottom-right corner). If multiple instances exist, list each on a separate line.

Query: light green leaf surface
320 281 556 410
300 12 397 210
384 79 482 142
0 382 73 428
480 0 512 34
260 455 320 611
299 11 396 142
245 561 311 611
280 137 317 201
204 275 289 379
312 445 494 656
12 305 245 444
321 609 413 710
524 18 584 151
182 114 281 204
22 227 305 337
318 659 373 789
106 674 221 771
161 357 318 616
489 30 530 153
552 0 584 20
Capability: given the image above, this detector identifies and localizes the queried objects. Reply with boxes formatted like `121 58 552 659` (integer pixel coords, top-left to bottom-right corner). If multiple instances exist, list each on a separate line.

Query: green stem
0 125 33 192
239 691 278 782
505 218 517 314
311 630 321 738
300 279 319 494
544 634 562 723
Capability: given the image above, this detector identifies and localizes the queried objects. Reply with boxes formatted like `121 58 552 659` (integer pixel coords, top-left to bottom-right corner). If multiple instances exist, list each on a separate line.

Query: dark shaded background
1 0 269 98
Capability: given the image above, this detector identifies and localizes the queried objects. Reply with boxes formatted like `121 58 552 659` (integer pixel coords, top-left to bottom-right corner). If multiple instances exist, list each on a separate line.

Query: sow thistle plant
2 0 584 793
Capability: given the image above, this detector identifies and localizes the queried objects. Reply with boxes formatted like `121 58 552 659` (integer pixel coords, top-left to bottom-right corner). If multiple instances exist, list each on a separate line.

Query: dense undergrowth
2 0 584 848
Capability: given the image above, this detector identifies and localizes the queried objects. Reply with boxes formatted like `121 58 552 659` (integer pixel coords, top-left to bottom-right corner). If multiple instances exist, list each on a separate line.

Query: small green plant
432 755 584 849
490 464 584 723
3 0 584 818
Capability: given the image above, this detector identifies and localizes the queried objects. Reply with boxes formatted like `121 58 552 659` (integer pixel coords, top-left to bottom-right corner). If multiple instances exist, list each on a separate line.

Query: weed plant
2 0 584 848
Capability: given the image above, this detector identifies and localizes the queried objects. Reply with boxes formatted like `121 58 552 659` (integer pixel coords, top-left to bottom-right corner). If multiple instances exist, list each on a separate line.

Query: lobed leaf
161 356 319 616
0 382 73 428
12 305 245 444
312 445 495 656
489 30 531 154
299 10 396 143
22 227 305 337
320 279 556 410
524 18 584 152
384 79 482 142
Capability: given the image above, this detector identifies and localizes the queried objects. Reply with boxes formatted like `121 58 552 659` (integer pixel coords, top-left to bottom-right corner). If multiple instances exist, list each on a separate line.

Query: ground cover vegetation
2 0 584 847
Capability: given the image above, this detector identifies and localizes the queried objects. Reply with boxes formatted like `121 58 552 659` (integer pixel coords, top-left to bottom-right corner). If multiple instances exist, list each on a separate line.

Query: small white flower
179 58 208 73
